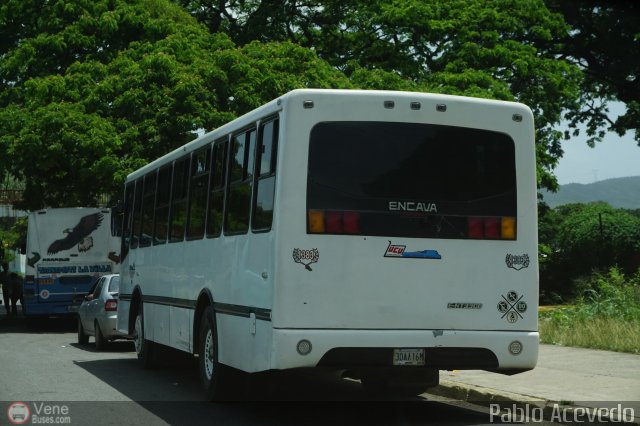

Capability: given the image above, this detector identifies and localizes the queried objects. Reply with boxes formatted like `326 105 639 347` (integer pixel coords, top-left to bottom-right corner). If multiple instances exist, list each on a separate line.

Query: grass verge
539 314 640 354
538 267 640 354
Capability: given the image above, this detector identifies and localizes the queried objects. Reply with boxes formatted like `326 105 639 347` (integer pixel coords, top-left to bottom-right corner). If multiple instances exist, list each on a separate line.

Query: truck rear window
307 121 517 240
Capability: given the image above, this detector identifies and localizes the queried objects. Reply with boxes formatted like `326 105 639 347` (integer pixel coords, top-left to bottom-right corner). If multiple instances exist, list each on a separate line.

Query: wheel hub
203 329 214 380
134 315 142 354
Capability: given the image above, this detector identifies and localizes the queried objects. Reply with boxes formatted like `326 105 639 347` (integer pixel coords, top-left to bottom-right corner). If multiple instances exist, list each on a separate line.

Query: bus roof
126 88 531 182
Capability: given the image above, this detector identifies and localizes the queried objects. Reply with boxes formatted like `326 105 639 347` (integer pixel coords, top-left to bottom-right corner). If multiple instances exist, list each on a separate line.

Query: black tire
133 302 155 368
77 317 89 345
95 321 107 350
198 306 227 400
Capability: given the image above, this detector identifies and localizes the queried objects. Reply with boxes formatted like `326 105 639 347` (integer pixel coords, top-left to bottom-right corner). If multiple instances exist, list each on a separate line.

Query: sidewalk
428 344 640 422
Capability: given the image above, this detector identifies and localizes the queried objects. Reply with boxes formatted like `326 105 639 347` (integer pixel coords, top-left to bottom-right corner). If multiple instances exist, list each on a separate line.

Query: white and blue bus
118 89 539 399
23 208 120 317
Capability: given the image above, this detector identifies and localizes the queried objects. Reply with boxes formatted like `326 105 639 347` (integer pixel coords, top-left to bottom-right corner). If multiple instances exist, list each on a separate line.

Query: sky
553 102 640 185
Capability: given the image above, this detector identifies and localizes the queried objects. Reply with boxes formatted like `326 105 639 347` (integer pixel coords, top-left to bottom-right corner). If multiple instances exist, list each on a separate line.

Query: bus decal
505 253 530 270
47 212 104 254
447 302 483 309
384 241 442 259
497 291 528 323
292 248 319 271
389 201 438 213
27 252 41 267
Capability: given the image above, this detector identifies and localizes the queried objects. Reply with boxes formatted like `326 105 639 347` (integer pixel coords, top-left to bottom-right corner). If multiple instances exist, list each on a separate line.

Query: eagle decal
47 213 104 255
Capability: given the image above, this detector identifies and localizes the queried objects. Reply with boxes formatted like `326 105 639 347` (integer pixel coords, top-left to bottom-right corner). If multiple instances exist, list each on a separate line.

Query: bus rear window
307 121 517 240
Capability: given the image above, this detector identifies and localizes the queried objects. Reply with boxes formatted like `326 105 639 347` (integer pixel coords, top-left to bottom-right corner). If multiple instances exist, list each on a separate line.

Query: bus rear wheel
198 306 227 400
133 303 154 368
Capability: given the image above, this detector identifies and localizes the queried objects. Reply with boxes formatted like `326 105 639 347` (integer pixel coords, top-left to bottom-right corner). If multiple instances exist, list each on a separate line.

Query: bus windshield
307 121 517 239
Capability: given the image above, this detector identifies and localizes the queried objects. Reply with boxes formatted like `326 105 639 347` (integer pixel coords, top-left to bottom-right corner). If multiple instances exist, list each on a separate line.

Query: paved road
0 315 527 426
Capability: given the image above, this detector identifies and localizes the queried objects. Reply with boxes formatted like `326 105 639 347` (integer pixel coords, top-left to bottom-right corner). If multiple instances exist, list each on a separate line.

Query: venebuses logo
7 402 30 425
7 402 72 425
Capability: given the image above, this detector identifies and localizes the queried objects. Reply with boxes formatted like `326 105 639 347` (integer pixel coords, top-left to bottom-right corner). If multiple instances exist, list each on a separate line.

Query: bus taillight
105 299 118 312
468 217 517 240
501 217 517 240
343 211 361 234
468 217 485 239
484 217 501 239
308 210 325 233
325 211 342 233
308 210 360 234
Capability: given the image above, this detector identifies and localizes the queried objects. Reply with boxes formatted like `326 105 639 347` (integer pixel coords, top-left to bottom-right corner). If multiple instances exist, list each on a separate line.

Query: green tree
0 0 351 210
546 1 639 147
539 202 640 301
177 0 584 190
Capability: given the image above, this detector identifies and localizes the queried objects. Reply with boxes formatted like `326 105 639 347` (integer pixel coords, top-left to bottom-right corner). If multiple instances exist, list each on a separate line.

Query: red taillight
343 211 360 234
105 299 118 312
307 210 361 234
484 217 500 239
325 211 343 233
468 217 485 239
468 217 517 240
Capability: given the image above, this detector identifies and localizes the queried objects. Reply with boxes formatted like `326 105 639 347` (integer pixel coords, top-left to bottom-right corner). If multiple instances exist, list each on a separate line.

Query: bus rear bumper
270 329 538 372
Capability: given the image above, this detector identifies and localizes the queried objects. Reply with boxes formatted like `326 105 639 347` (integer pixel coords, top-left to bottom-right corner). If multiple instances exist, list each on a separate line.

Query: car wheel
198 306 228 400
133 302 154 368
95 321 107 350
77 317 89 345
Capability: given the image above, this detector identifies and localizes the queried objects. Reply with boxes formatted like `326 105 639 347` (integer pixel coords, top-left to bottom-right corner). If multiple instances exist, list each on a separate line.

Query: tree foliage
176 0 584 189
539 202 640 301
547 0 639 147
0 0 350 209
2 0 632 210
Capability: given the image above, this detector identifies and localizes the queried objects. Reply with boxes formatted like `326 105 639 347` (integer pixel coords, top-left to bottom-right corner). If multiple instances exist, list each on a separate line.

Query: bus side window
207 139 227 237
122 181 135 259
139 171 157 247
225 128 256 235
154 164 172 245
187 146 211 239
170 156 190 243
252 118 279 231
131 179 143 249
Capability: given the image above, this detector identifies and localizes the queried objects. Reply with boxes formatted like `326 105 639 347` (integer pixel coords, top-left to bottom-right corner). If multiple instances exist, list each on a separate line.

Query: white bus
117 89 538 399
23 208 120 318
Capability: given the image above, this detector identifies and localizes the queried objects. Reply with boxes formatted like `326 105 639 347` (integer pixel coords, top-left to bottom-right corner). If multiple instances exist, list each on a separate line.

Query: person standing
9 272 23 316
1 263 11 316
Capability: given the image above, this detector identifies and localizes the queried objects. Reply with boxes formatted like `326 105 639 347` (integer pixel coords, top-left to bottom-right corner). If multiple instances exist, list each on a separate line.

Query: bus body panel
271 90 538 370
24 208 119 316
119 229 276 373
269 329 539 371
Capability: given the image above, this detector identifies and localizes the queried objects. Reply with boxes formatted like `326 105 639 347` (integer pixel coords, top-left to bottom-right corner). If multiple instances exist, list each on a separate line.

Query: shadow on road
72 353 490 425
70 340 135 353
0 312 77 334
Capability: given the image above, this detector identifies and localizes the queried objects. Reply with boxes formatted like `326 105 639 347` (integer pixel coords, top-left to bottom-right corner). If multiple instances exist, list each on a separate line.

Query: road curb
427 380 640 425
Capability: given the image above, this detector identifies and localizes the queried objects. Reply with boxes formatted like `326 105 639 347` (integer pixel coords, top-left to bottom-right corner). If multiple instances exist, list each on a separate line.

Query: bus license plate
67 305 79 313
393 348 425 366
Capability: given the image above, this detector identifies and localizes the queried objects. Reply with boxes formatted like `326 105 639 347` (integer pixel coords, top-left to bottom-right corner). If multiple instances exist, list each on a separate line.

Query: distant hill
541 176 640 209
